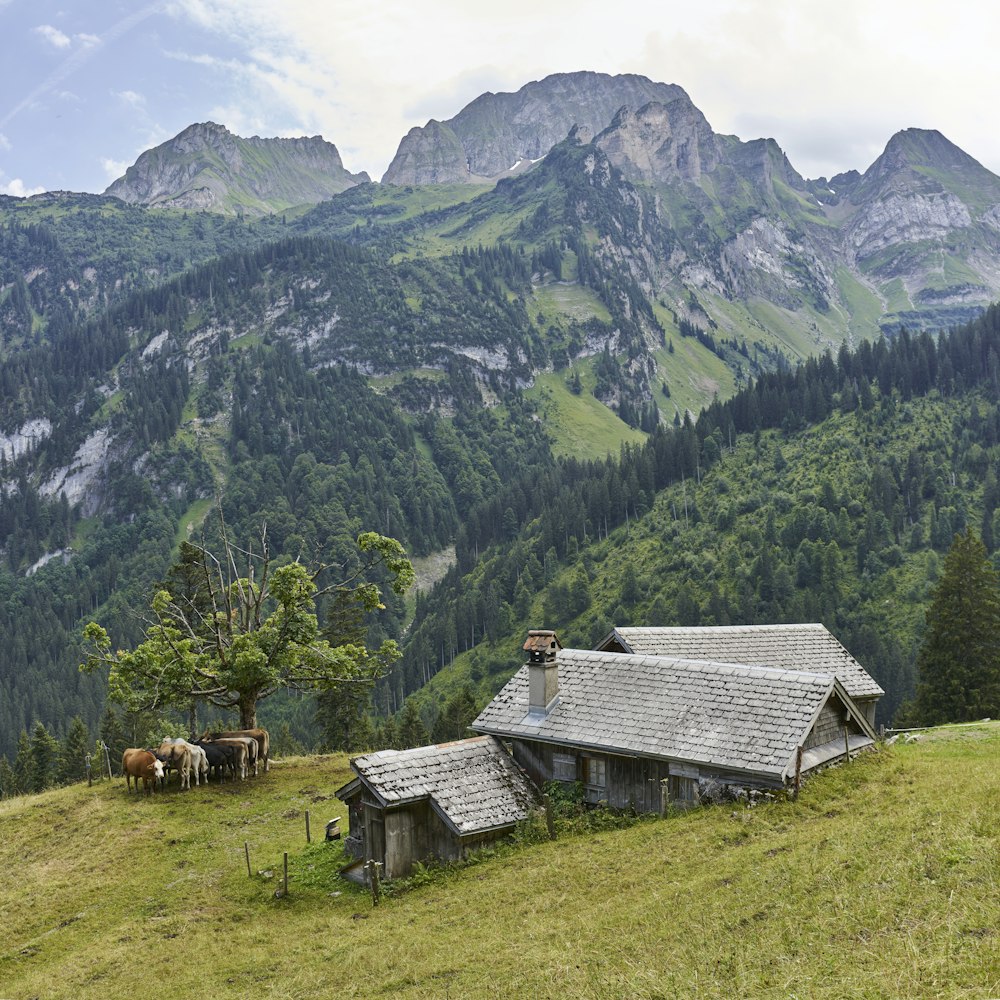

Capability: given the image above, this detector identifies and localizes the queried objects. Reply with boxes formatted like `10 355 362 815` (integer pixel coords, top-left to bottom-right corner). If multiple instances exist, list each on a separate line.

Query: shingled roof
600 624 884 700
472 649 874 781
338 736 538 837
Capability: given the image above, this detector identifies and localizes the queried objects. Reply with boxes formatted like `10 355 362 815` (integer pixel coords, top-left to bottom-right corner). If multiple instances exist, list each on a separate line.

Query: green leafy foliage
81 528 412 729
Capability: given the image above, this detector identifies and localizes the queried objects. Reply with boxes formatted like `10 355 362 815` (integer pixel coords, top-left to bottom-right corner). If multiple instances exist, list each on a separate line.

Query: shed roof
472 649 873 780
599 624 884 700
338 736 538 837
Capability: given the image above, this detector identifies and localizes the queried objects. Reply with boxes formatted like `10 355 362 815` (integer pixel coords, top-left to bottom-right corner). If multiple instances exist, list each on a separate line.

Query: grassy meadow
1 725 998 999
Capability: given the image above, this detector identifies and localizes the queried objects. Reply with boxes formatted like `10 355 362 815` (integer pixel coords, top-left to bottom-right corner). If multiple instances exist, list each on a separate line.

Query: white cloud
100 157 131 180
2 178 46 197
116 90 146 108
0 132 10 151
35 24 72 49
77 33 101 47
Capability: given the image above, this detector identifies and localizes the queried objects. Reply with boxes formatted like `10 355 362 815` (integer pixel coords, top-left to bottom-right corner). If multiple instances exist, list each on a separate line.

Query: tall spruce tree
915 528 1000 724
29 721 60 793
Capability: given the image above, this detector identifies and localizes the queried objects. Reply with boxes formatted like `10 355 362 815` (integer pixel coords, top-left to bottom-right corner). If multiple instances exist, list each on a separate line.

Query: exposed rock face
105 122 369 215
545 110 1000 330
829 129 1000 313
383 120 470 185
382 71 689 185
594 100 721 183
848 190 973 260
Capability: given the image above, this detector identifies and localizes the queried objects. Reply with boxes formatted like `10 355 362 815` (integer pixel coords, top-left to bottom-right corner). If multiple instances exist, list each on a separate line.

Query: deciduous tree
82 527 413 730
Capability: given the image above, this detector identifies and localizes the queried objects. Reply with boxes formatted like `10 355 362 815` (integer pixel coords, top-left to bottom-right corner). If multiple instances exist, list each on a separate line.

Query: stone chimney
524 629 561 722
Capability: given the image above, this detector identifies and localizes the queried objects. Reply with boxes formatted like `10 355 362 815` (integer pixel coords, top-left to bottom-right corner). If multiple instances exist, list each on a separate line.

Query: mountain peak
104 124 369 215
851 127 1000 206
382 71 690 185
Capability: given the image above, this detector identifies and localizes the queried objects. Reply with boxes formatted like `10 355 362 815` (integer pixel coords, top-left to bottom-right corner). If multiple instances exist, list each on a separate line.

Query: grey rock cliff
382 71 690 185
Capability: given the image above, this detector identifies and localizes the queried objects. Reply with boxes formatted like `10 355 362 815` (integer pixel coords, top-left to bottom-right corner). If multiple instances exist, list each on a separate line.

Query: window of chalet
553 754 576 782
583 756 606 788
669 775 698 803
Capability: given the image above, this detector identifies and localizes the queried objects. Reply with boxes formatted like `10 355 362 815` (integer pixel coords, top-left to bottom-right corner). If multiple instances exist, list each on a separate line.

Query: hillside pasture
0 726 998 998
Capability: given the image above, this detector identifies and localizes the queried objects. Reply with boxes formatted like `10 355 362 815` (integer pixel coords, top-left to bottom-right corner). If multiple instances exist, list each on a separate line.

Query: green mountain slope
395 309 1000 730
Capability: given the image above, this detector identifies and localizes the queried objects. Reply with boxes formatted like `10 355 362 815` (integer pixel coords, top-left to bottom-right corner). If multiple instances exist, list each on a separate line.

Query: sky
1 0 999 197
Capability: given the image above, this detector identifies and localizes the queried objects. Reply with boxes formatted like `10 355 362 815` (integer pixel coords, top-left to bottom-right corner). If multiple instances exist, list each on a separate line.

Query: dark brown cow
205 738 250 780
122 749 164 795
201 728 270 773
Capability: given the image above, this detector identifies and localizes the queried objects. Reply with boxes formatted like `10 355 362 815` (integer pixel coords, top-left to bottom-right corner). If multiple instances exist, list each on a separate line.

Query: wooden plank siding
512 738 671 811
803 694 866 751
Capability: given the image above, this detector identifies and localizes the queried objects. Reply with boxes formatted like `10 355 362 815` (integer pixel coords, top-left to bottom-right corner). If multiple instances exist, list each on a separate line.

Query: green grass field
527 370 647 460
1 725 998 999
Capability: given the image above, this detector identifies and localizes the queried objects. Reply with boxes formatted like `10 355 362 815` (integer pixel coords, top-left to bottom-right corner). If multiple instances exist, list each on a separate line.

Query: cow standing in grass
201 729 270 774
156 739 196 790
122 749 164 795
202 738 249 780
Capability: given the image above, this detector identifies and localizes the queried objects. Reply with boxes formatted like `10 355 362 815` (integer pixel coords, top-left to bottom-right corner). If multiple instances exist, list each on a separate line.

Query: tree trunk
239 696 258 730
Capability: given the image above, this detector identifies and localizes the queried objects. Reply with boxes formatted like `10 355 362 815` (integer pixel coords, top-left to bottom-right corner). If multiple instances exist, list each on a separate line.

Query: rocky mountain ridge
382 71 688 185
104 121 369 215
99 75 1000 336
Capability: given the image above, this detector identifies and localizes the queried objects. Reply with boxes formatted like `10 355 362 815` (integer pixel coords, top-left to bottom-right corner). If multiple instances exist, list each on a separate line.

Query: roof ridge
558 648 836 684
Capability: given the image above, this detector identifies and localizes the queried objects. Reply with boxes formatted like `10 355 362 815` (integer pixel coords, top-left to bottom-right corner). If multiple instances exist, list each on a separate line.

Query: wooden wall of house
804 694 866 751
512 738 677 812
859 698 877 727
342 790 366 860
605 755 673 811
383 801 436 879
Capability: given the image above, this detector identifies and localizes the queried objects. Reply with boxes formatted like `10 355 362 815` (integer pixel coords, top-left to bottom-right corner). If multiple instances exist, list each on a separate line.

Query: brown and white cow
158 738 209 786
122 749 164 795
156 739 195 790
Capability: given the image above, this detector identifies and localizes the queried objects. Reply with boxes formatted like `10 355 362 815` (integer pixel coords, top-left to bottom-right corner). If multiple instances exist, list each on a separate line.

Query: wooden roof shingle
342 736 538 837
602 624 884 700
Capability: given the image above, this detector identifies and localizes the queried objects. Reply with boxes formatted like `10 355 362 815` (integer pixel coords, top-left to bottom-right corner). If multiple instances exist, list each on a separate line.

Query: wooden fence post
793 746 802 800
305 810 311 843
283 852 289 897
660 778 670 817
542 793 556 840
244 841 252 878
85 753 92 788
843 724 851 763
365 860 382 906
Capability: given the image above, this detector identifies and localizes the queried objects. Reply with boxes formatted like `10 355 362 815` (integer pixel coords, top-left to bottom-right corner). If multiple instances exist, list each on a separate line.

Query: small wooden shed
335 736 538 880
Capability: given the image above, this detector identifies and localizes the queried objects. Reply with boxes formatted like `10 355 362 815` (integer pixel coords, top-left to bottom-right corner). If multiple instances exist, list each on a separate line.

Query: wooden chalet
596 623 884 726
470 630 877 811
336 735 538 879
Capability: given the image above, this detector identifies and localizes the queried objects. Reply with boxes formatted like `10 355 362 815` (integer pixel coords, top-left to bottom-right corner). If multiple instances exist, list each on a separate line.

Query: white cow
157 738 208 789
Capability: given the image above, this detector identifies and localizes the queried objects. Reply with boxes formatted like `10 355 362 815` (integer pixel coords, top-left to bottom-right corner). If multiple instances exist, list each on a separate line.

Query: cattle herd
120 728 271 795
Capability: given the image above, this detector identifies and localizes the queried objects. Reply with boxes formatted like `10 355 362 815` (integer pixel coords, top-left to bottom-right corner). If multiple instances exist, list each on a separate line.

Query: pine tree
431 686 479 743
59 717 91 784
12 731 32 793
915 528 1000 724
0 756 18 798
396 701 430 749
29 721 60 793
